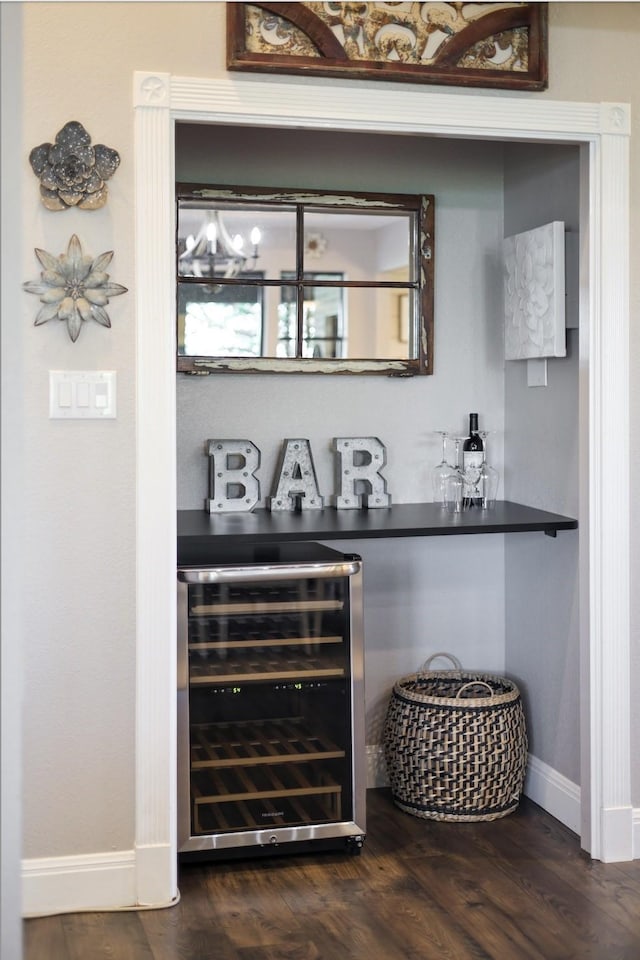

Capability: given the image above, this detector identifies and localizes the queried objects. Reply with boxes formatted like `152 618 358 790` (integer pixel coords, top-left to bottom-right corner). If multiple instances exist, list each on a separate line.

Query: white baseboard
522 754 581 834
135 842 178 907
21 753 640 916
22 850 137 917
632 809 640 859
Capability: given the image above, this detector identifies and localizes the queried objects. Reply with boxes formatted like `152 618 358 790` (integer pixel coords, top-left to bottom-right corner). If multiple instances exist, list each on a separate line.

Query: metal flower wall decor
29 121 120 211
23 235 127 342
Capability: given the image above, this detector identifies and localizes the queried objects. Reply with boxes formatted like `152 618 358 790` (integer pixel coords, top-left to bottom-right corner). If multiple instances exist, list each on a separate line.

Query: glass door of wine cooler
177 542 365 859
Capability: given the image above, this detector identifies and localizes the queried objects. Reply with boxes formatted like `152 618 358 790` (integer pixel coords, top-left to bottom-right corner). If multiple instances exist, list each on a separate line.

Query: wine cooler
177 541 366 861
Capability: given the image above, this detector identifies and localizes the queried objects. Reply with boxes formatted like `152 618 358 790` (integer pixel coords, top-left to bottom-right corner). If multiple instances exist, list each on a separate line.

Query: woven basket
383 652 528 822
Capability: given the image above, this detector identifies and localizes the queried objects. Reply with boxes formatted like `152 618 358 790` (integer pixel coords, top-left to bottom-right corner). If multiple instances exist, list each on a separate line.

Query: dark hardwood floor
24 789 640 960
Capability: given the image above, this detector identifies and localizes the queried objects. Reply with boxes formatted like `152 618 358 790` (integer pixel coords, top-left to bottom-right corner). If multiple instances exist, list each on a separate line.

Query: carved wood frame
227 2 548 91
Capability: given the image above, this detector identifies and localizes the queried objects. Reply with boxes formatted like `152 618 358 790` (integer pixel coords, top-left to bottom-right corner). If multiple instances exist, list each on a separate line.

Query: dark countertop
177 501 577 562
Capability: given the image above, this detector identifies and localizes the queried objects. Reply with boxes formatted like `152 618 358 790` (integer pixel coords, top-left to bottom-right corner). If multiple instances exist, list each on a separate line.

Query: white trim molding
524 755 581 837
22 851 137 918
133 72 631 905
134 71 178 907
633 809 640 859
588 127 632 862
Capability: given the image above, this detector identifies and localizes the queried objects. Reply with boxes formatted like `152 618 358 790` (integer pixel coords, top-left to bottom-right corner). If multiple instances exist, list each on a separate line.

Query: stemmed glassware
431 431 454 506
443 436 465 513
478 430 499 509
433 426 500 511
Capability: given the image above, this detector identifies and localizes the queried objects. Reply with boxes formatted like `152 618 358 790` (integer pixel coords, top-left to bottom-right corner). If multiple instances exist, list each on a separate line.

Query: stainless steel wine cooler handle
178 560 361 584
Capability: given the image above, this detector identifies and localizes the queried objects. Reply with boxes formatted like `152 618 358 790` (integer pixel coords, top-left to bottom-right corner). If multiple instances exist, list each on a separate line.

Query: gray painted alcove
133 71 631 904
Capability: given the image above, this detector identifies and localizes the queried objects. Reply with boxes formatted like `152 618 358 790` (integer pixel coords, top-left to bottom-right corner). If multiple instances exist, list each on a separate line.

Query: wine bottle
462 413 484 507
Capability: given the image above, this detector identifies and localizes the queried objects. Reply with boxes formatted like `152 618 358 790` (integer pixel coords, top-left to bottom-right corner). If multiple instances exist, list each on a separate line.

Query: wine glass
431 431 454 505
444 437 465 513
478 430 499 509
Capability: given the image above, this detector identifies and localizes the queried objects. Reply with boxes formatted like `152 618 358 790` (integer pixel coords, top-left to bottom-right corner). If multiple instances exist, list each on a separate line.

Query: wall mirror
176 184 434 375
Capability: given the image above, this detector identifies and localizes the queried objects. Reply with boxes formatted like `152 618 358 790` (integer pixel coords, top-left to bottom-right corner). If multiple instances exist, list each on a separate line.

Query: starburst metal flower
23 234 128 342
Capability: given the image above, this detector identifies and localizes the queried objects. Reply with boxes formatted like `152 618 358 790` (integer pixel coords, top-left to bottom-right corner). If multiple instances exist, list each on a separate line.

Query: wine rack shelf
191 599 343 616
190 721 345 834
189 634 342 652
189 649 345 683
190 719 346 769
193 785 341 834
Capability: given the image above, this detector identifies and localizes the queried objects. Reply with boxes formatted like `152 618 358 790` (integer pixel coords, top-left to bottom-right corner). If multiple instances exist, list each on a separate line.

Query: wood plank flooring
24 789 640 960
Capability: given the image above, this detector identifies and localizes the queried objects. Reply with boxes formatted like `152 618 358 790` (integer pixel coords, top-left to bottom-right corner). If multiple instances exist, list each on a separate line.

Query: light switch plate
527 358 548 388
49 371 117 419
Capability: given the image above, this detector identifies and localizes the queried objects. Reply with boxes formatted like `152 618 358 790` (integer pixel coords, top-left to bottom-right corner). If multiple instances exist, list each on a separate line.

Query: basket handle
420 652 463 673
455 680 495 700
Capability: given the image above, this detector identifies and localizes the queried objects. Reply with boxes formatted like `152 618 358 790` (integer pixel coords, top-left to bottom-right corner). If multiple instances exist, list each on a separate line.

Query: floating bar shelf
178 501 578 562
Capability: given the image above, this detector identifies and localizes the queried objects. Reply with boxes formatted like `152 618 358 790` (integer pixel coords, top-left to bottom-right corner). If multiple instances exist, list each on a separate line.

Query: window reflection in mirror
176 186 434 375
178 275 264 358
279 275 344 359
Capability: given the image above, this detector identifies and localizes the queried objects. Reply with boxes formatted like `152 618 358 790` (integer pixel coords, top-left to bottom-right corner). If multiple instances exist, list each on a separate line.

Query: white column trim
589 129 632 861
134 72 178 906
132 72 631 897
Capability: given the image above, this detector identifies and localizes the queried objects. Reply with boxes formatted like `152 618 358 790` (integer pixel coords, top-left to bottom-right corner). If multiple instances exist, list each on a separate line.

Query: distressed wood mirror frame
227 2 548 92
176 183 434 375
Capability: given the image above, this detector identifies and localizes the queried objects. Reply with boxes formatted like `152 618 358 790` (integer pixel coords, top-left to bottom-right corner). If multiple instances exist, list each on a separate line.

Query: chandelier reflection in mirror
176 185 434 375
178 208 261 279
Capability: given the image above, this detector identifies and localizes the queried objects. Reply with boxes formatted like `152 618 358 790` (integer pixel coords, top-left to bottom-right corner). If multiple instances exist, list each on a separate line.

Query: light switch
94 382 108 409
527 358 548 388
58 381 73 408
76 381 90 407
49 371 117 419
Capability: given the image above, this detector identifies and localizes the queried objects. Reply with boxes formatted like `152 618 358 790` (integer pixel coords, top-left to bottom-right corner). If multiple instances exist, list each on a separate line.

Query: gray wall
176 124 508 512
176 125 509 744
20 2 138 862
176 129 582 778
503 143 581 784
14 2 639 902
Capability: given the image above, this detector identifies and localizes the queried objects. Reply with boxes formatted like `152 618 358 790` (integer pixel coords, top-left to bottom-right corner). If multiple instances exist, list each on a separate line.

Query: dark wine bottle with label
463 413 484 507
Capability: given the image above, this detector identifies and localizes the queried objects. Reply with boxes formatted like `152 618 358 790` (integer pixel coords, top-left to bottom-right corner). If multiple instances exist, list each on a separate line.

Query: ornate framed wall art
227 2 548 91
